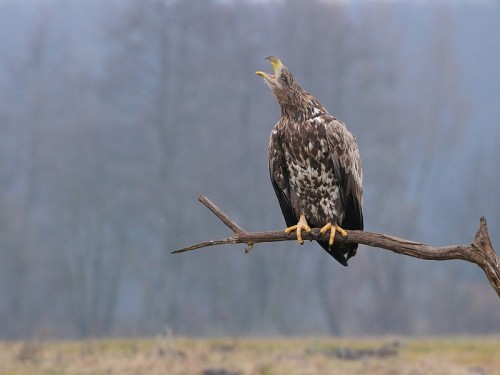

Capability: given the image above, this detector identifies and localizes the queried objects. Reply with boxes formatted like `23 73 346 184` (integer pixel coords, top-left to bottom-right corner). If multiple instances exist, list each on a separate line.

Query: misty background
0 0 499 339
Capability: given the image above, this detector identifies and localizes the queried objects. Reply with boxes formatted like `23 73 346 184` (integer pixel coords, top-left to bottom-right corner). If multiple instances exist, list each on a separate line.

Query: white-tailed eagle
256 56 363 266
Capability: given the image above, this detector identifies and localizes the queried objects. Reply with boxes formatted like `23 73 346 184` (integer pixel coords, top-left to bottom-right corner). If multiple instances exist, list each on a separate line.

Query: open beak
256 56 283 81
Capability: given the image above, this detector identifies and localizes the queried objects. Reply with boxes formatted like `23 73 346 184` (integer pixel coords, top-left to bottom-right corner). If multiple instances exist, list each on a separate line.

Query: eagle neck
279 101 325 124
278 85 326 124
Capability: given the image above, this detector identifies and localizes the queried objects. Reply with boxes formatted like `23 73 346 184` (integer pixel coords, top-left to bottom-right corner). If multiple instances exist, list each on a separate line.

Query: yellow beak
256 56 283 79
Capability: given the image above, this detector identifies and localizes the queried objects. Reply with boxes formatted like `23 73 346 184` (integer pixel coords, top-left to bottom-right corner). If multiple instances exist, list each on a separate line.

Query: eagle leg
320 223 348 246
285 214 311 245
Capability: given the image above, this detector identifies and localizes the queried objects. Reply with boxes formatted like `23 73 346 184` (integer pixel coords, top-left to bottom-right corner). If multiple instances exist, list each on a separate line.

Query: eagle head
256 56 324 119
255 56 296 101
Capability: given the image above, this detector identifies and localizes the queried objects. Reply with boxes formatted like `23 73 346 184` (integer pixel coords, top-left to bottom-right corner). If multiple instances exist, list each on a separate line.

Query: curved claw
320 223 347 246
285 215 311 245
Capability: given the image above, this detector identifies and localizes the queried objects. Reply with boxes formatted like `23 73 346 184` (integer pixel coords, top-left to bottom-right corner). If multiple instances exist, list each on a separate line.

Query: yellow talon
319 222 332 235
285 214 311 245
336 225 347 237
320 223 347 246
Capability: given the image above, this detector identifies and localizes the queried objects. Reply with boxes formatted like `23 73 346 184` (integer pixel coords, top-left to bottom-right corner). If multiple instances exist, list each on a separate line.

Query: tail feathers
317 240 358 267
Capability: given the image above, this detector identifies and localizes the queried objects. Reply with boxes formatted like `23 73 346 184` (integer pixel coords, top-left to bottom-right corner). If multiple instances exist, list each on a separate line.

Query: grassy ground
0 336 498 375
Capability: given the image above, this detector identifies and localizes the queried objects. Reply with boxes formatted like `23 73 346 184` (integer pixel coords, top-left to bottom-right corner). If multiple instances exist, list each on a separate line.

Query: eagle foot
285 214 311 245
320 223 347 246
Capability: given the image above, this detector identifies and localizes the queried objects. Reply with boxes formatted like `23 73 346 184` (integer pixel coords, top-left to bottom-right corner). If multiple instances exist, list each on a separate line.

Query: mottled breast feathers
268 113 363 266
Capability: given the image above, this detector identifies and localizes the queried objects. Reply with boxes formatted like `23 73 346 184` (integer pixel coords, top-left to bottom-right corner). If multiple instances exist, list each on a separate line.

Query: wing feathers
325 117 364 232
268 128 296 227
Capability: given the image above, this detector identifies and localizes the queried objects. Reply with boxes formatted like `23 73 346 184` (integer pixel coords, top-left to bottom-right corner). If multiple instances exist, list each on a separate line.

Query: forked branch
173 195 500 297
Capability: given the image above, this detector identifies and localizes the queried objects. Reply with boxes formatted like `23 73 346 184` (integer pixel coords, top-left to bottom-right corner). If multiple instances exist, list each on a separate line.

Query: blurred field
0 336 498 375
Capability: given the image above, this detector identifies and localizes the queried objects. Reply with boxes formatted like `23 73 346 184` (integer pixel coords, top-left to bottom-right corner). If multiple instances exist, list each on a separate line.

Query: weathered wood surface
173 195 500 297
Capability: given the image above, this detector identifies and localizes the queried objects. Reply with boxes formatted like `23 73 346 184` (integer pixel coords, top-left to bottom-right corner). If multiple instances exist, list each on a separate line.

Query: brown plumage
256 56 363 266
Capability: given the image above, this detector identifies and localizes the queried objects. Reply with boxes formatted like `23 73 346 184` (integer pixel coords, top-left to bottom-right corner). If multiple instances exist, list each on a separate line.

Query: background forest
0 0 499 339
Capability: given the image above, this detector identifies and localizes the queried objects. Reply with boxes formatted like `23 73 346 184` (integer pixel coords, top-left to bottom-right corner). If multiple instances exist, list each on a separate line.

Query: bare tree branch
173 195 500 298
